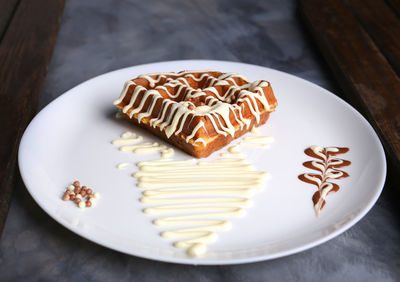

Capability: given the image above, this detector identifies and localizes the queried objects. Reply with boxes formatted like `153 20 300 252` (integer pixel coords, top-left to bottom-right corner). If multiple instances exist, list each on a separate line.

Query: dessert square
114 70 277 158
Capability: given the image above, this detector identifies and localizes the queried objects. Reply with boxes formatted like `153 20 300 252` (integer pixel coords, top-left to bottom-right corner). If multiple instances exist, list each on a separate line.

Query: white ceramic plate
18 60 386 265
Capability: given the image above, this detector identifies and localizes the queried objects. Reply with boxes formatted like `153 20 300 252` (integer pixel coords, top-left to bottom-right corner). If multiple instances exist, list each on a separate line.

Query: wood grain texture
386 0 400 16
0 0 20 41
300 0 400 169
349 0 400 76
0 0 65 237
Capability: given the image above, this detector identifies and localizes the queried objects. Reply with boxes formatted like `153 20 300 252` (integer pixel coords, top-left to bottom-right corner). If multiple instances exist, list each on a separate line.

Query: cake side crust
123 111 271 158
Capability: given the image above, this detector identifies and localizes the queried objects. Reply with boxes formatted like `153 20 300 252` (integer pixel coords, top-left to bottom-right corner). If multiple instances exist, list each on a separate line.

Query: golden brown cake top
114 70 277 146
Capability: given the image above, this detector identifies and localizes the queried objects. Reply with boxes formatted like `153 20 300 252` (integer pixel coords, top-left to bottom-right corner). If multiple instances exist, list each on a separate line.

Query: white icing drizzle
120 142 166 153
300 145 350 216
220 144 244 158
241 136 274 148
306 146 344 181
114 80 135 105
112 131 175 158
112 136 143 145
121 131 135 138
251 127 260 135
228 145 240 153
315 182 334 214
218 130 274 158
117 162 132 169
134 157 269 257
161 148 174 159
114 71 275 145
220 152 244 158
185 121 206 145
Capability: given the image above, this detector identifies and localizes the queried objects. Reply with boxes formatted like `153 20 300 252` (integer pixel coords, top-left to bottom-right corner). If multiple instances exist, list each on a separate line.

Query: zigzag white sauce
114 71 273 146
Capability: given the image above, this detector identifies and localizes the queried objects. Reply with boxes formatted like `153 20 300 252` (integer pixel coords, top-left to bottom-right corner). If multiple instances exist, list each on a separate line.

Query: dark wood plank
386 0 400 17
299 0 400 169
0 0 65 238
0 0 20 41
348 0 400 76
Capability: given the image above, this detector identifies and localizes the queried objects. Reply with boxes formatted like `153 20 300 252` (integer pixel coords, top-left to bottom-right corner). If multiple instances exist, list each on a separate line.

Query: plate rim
18 59 387 265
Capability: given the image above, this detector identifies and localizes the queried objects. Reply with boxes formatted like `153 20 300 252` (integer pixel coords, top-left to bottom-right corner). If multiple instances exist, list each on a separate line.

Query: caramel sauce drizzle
298 145 351 216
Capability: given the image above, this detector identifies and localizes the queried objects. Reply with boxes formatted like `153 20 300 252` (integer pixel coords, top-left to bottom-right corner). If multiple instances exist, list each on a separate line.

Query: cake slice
114 70 277 158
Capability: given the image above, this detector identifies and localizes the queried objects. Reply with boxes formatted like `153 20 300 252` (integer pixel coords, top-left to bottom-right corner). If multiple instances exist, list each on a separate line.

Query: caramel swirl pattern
298 145 351 216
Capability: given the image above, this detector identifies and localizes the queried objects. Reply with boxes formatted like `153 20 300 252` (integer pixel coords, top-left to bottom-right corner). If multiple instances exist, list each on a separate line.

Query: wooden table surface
0 0 65 237
300 0 400 171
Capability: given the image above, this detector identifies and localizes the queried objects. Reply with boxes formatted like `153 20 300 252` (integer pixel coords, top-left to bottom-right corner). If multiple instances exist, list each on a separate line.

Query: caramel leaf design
298 145 351 216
